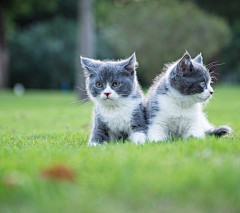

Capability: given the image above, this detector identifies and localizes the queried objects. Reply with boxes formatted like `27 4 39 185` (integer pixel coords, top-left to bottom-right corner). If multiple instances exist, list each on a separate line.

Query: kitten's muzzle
208 86 214 95
104 92 111 98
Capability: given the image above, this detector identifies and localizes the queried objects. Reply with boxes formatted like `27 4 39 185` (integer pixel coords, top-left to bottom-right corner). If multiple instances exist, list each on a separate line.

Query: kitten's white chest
97 101 136 140
156 94 200 136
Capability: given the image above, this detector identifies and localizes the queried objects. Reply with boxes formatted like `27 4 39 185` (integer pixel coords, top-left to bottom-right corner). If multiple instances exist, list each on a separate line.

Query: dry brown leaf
41 164 76 182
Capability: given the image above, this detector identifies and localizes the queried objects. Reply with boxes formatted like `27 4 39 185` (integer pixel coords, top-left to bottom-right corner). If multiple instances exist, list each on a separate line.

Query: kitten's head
170 52 213 102
81 53 138 105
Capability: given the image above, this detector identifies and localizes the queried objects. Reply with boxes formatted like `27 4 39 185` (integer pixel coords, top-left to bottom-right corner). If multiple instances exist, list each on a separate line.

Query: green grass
0 85 240 213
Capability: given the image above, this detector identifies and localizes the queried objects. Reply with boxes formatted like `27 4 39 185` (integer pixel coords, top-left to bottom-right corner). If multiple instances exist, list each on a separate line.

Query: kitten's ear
176 52 192 76
193 53 203 64
121 53 138 73
80 56 100 76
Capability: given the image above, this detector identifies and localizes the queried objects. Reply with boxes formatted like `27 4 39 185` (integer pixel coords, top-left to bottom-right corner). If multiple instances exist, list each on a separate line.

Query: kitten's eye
200 82 205 87
96 82 103 88
112 82 120 87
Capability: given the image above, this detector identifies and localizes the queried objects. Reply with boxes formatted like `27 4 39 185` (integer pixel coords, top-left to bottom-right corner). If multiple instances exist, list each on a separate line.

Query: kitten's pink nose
104 92 111 97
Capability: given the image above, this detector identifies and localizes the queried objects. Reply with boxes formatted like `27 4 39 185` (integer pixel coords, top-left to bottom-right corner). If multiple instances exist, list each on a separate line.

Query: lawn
0 85 240 213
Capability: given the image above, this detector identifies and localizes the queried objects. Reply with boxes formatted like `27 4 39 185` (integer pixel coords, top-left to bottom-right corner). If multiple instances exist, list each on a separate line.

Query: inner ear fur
177 52 192 76
193 53 203 64
80 56 101 76
123 53 138 73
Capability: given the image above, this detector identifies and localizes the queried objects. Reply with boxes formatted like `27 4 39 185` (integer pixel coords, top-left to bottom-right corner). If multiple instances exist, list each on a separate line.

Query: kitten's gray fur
81 53 147 146
144 51 231 142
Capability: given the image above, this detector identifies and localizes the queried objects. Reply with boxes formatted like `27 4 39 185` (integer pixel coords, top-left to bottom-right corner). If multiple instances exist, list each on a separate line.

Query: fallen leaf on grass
41 164 76 182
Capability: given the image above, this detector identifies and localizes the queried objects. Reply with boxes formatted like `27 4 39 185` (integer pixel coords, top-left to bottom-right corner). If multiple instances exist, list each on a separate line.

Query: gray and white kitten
145 52 231 142
81 53 147 146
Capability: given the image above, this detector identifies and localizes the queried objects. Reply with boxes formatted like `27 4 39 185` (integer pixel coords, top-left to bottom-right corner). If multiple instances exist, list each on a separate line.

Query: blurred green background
0 0 240 97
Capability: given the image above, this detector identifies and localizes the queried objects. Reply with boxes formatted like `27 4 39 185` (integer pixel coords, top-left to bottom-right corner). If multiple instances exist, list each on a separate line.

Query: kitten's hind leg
205 126 231 138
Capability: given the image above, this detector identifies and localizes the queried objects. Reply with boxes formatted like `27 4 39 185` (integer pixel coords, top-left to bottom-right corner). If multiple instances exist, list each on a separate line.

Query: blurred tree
8 17 76 89
0 0 59 88
7 0 113 90
192 0 239 25
6 0 234 89
103 0 231 86
191 0 240 81
0 0 8 88
76 0 95 99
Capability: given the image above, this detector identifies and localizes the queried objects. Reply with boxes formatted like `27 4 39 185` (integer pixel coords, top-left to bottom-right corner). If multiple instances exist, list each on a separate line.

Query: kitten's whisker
78 101 92 111
75 86 88 93
209 69 218 84
207 63 225 70
75 86 85 91
69 100 81 105
214 87 219 92
80 73 86 77
82 101 93 108
81 100 91 106
80 100 91 105
206 61 220 68
81 104 94 114
81 100 94 113
212 96 218 101
69 97 91 105
85 106 94 114
206 61 218 68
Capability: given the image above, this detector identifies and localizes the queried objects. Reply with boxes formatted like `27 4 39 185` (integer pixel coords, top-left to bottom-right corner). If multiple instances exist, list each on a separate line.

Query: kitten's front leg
89 130 109 146
183 124 205 139
129 132 146 145
130 103 148 144
88 113 109 146
147 123 168 142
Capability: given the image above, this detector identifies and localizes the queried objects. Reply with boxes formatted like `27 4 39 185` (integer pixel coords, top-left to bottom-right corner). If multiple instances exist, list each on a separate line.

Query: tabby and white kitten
145 52 231 142
81 53 147 146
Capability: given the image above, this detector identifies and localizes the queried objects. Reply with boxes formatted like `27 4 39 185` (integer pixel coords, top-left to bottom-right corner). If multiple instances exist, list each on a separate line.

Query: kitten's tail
205 126 231 138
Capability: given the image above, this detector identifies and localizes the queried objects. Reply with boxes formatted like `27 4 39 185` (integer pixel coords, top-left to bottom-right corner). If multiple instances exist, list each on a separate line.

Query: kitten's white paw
129 132 146 145
184 128 205 139
147 133 168 142
147 124 168 142
87 141 101 147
